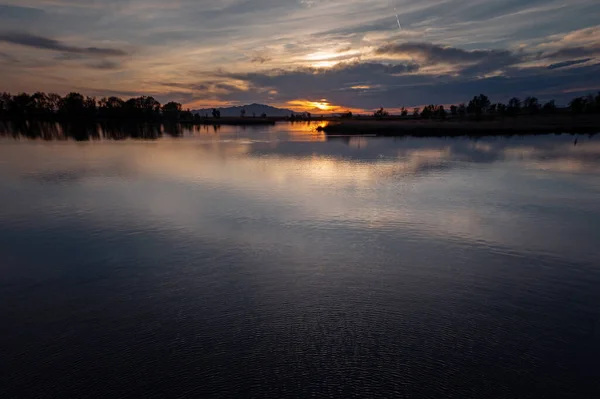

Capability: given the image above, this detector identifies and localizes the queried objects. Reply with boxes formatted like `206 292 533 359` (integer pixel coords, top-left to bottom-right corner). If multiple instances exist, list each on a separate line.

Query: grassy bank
318 115 600 136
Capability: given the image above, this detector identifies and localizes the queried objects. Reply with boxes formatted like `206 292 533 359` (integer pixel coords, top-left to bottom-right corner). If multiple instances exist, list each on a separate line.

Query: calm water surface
1 123 599 398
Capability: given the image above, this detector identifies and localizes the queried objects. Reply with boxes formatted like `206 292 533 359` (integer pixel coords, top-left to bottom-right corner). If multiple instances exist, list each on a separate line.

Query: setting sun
287 99 336 112
310 101 332 110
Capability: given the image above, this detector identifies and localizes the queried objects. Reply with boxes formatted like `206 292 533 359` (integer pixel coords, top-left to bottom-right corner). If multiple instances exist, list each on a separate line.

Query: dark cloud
251 55 272 64
385 63 420 74
214 83 245 93
0 4 45 20
547 58 592 70
191 84 210 91
226 61 419 81
318 17 395 38
86 60 122 70
374 41 600 77
543 45 600 60
215 56 600 109
219 62 421 101
157 82 197 90
374 42 534 78
376 42 521 67
371 62 600 107
0 32 127 57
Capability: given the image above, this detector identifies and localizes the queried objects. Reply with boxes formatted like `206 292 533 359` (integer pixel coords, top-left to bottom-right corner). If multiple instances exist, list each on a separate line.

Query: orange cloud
286 99 364 114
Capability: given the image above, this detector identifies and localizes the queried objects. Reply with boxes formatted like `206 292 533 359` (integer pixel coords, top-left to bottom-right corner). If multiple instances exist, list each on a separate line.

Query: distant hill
192 103 296 118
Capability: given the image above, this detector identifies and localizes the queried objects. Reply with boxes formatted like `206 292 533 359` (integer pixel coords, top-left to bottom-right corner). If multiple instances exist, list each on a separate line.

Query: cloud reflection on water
1 126 599 265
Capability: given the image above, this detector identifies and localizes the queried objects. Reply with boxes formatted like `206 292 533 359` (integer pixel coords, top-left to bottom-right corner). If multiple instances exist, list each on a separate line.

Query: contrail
394 7 401 29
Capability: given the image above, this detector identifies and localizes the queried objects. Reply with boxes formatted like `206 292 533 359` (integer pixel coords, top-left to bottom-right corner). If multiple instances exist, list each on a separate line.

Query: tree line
0 92 201 122
2 90 599 123
370 92 600 119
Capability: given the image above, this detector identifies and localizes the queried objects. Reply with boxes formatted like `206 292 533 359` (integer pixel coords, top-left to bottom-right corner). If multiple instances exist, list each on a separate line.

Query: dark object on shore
318 116 600 137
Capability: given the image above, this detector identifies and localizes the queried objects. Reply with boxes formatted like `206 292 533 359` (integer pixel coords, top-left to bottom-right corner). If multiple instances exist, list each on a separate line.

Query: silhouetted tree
340 111 353 118
374 107 389 117
123 98 140 118
0 92 11 115
584 94 597 113
122 96 160 120
179 109 194 121
542 100 557 114
412 108 420 117
457 103 467 118
450 105 458 116
59 92 87 118
420 104 435 119
400 107 408 117
162 101 182 120
567 94 600 114
437 105 446 119
240 108 246 117
47 93 62 114
212 108 221 118
496 103 507 116
569 97 586 114
507 97 521 116
84 96 97 118
523 97 540 114
31 92 51 117
141 96 161 119
467 94 491 117
421 105 445 119
99 96 125 119
11 93 33 117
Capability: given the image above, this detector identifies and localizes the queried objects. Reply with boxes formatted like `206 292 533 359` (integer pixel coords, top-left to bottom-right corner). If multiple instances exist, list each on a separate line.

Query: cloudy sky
0 0 599 112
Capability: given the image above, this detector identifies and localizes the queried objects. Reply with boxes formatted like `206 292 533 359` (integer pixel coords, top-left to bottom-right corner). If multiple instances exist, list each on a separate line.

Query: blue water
1 124 599 398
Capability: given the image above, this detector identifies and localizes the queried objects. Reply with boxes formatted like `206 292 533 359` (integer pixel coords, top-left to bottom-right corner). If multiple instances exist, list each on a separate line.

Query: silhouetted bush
467 94 491 117
374 108 389 117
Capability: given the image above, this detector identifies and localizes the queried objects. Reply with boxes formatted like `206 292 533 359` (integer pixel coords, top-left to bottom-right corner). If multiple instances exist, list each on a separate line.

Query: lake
1 122 599 398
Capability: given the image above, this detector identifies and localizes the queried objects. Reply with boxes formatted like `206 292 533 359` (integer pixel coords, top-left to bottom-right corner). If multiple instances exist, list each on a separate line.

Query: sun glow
310 101 333 110
285 99 367 115
310 60 338 68
305 51 336 60
288 99 335 112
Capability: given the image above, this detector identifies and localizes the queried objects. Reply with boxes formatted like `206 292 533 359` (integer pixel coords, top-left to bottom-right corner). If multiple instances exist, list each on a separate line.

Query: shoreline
318 116 600 136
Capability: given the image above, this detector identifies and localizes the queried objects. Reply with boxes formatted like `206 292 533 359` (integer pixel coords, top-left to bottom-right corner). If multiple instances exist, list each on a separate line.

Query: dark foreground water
1 123 600 398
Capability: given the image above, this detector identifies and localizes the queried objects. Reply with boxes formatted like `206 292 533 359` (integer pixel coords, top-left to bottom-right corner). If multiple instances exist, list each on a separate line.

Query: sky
0 0 599 113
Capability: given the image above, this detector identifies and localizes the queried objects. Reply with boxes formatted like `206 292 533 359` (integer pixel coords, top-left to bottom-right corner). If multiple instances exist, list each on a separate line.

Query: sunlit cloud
287 99 336 112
